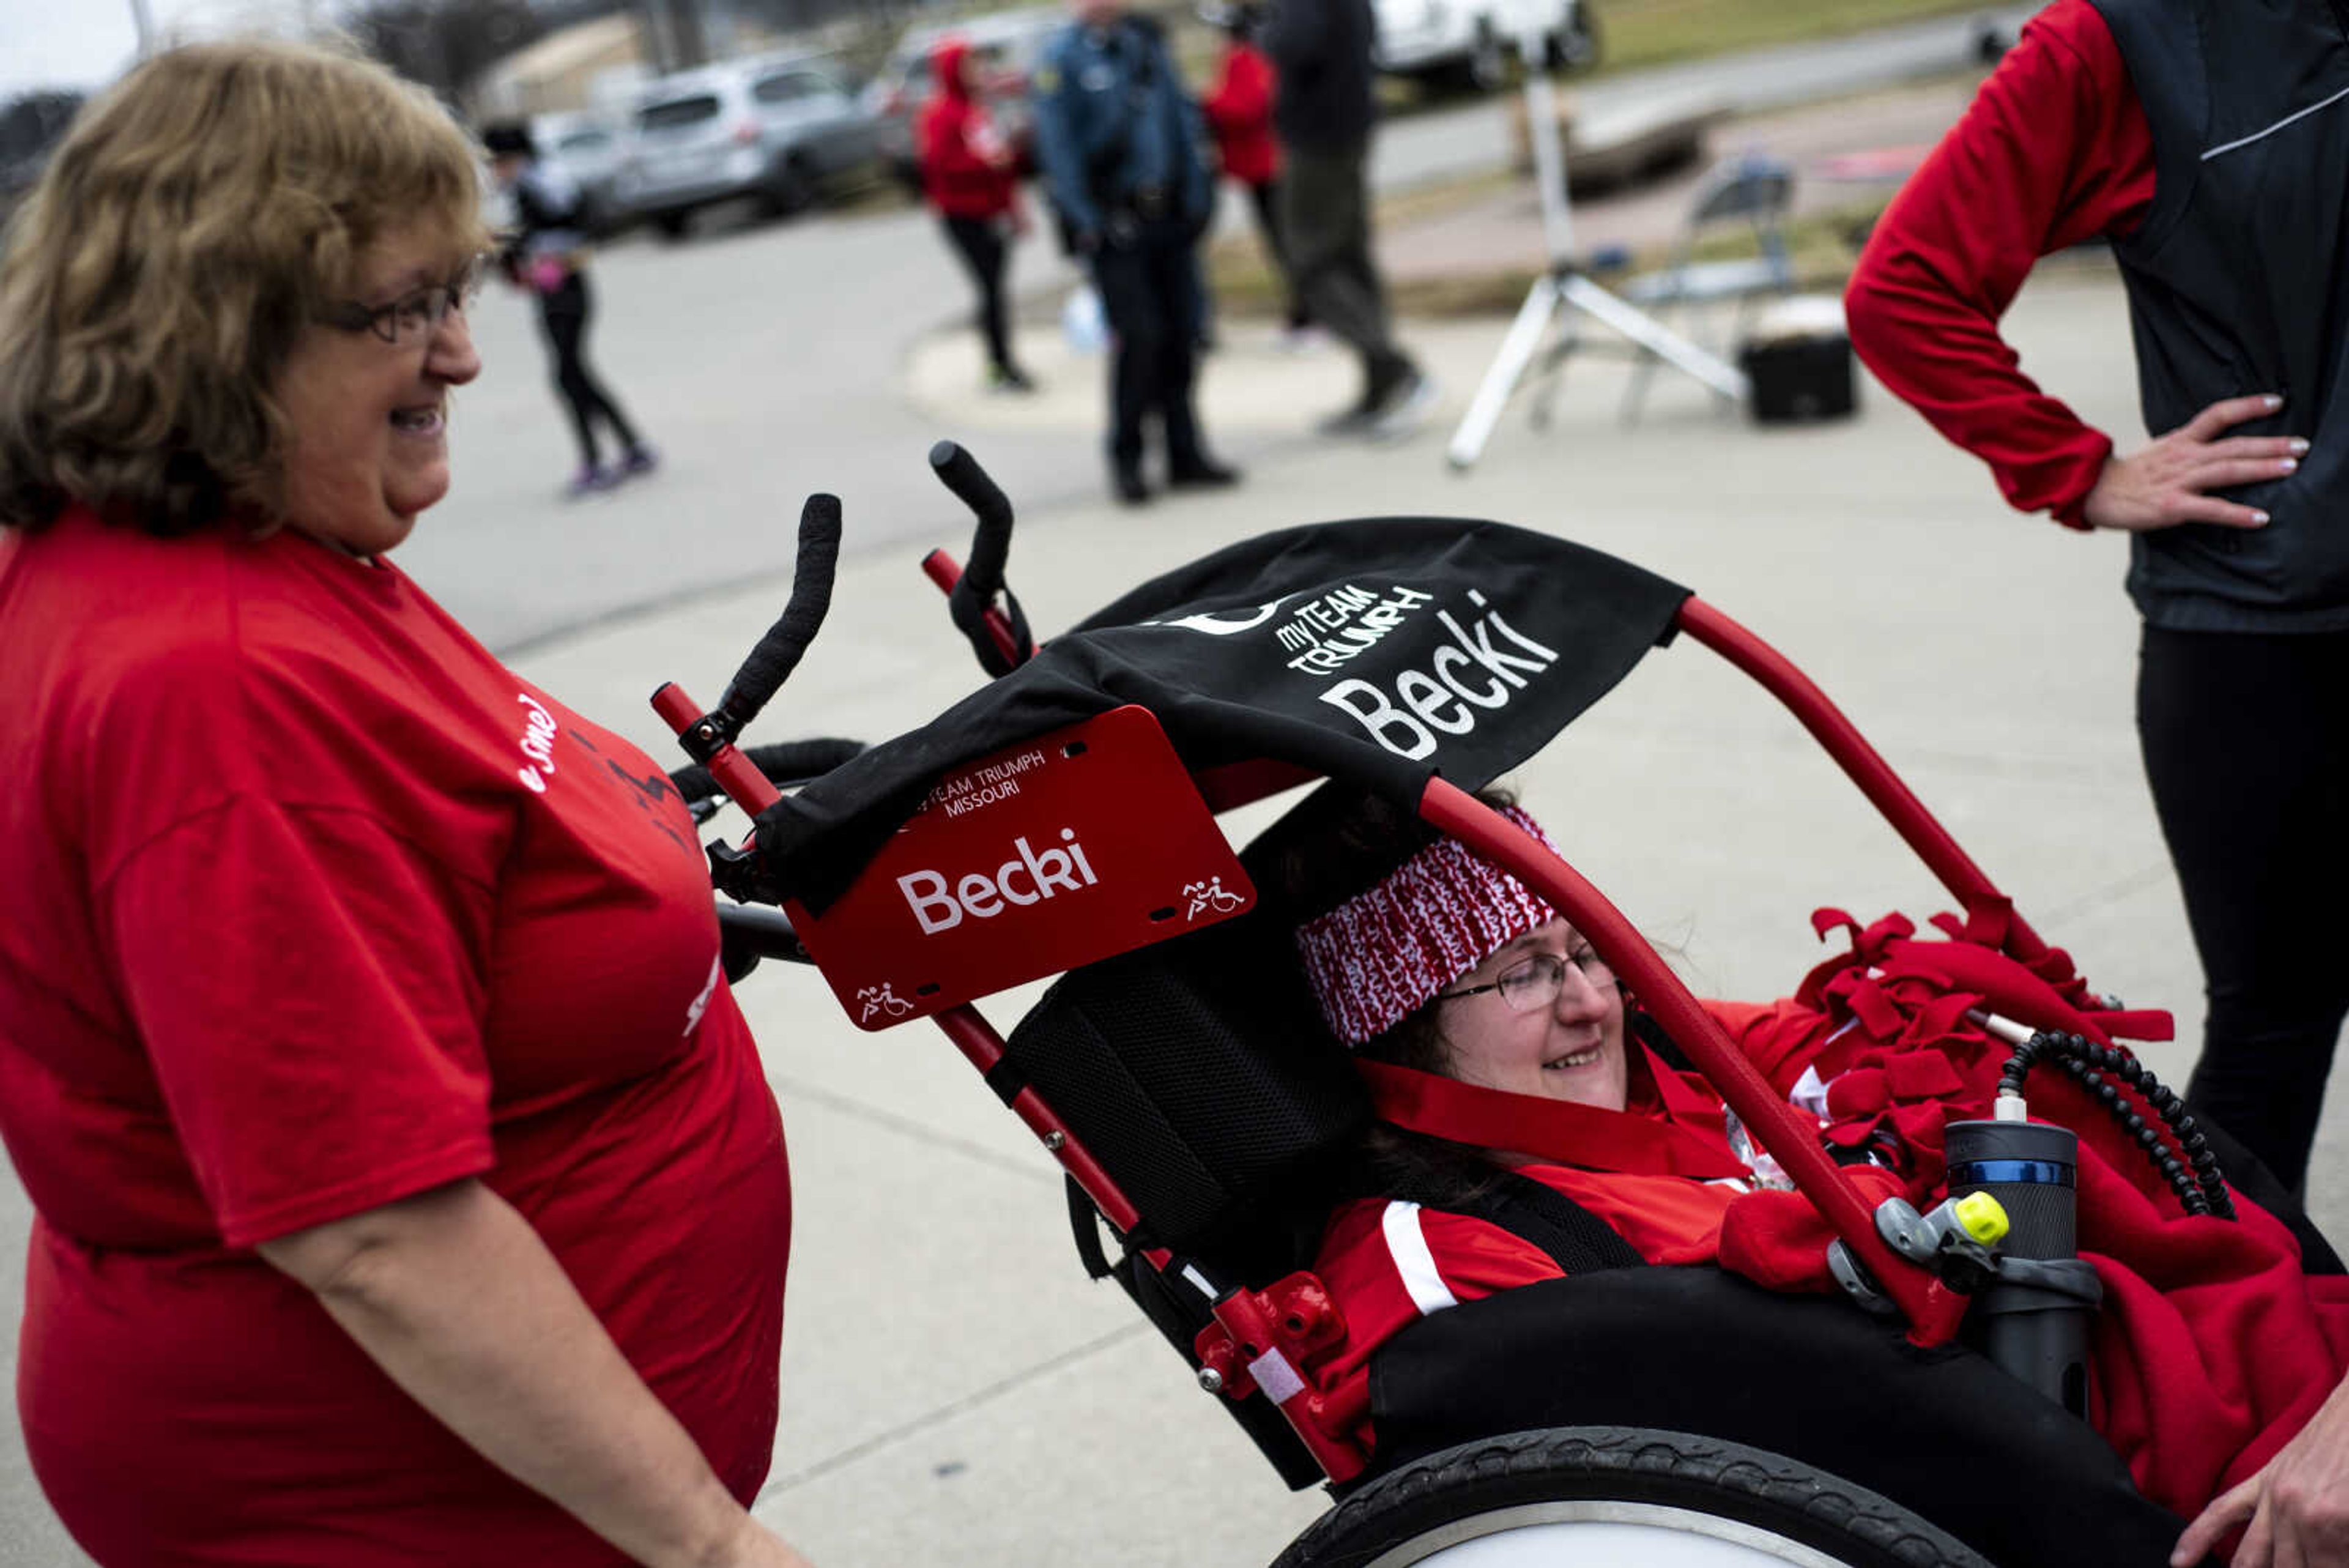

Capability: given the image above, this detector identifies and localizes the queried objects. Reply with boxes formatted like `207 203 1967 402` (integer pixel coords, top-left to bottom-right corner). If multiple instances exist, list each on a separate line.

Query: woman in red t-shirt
919 36 1036 393
0 42 806 1568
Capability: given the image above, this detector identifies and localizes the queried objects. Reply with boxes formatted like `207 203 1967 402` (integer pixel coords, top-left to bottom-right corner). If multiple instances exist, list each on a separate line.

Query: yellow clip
1952 1191 2009 1246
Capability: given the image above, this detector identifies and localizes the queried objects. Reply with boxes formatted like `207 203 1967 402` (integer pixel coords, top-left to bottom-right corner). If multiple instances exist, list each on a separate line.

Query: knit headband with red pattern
1293 804 1561 1046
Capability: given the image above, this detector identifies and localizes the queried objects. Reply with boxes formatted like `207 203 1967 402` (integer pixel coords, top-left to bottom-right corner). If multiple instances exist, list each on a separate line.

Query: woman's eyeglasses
320 257 486 346
1439 946 1613 1013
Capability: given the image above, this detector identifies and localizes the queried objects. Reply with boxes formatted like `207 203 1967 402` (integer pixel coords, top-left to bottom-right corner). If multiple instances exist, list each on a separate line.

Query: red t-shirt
0 508 792 1565
1844 0 2156 527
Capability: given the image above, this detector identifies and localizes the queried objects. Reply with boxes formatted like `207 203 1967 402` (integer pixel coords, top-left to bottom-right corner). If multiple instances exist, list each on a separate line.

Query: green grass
1591 0 1995 73
1203 190 1896 319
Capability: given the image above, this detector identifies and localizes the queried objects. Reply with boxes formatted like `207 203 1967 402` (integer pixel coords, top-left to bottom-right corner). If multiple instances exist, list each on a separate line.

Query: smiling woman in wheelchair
1245 782 2349 1568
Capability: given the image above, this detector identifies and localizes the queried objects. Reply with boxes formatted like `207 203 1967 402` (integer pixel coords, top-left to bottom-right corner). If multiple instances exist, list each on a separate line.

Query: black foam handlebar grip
928 440 1013 600
667 737 865 807
718 493 842 729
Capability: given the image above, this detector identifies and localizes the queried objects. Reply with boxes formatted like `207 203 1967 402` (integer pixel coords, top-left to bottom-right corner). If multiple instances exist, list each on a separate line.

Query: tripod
1445 31 1749 471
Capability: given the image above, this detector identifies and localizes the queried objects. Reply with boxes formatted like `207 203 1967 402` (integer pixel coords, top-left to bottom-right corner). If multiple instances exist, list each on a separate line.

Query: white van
1372 0 1599 89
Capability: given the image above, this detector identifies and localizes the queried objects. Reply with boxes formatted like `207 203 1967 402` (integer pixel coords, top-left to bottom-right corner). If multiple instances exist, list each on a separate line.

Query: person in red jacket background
1201 2 1308 338
919 36 1036 392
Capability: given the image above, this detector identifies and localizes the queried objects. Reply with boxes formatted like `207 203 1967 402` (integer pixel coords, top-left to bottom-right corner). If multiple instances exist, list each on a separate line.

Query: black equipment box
1738 297 1859 425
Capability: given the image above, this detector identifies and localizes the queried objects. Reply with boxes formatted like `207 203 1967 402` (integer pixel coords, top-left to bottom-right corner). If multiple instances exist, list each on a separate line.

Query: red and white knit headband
1294 804 1560 1046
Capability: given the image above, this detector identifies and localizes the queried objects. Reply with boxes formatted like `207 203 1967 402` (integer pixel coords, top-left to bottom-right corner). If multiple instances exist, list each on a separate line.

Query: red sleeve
1702 995 1835 1095
1845 0 2156 528
1417 1206 1570 1301
107 797 495 1248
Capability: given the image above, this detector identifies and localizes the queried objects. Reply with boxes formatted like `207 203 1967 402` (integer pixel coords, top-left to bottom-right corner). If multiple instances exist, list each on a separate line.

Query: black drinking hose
667 738 866 819
928 440 1034 676
1997 1031 2234 1219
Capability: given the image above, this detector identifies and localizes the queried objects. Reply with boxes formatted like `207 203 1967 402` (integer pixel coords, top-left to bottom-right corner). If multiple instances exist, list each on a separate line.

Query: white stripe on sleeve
1381 1200 1460 1317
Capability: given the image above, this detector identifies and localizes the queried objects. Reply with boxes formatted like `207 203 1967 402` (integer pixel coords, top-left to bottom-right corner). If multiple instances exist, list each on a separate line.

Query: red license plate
786 706 1256 1028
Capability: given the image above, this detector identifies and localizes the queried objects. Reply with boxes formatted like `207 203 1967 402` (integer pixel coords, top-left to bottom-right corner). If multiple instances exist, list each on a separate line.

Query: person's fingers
2234 1490 2280 1568
2188 454 2301 489
2268 1507 2308 1568
2169 494 2271 529
2180 392 2285 440
2178 1478 2263 1565
2200 436 2309 464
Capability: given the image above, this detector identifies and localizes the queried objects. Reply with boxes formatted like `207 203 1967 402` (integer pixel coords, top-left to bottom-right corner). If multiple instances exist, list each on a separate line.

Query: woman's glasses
320 257 486 346
1439 946 1613 1013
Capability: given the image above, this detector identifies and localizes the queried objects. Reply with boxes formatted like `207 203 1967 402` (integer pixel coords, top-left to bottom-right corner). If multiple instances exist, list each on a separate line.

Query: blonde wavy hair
0 37 489 534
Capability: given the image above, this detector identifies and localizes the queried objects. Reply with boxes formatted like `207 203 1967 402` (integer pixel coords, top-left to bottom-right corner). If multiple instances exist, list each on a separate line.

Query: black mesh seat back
1004 910 1369 1255
1370 1268 2186 1567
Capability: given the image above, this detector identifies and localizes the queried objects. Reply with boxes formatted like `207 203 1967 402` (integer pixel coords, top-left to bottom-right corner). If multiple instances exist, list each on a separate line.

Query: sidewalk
532 267 2349 1565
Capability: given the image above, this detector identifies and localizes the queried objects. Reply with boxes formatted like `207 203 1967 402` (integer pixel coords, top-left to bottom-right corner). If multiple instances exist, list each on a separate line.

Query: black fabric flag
759 518 1690 911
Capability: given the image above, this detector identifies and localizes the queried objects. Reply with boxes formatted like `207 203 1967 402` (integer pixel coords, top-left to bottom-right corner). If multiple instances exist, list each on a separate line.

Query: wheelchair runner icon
1184 876 1244 920
854 983 915 1024
666 446 2284 1568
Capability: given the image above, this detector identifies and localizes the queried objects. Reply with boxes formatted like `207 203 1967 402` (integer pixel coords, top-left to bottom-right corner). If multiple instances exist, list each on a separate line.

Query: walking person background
1265 0 1435 437
1201 1 1311 341
1033 0 1241 505
919 37 1038 393
1845 0 2347 1214
483 122 657 499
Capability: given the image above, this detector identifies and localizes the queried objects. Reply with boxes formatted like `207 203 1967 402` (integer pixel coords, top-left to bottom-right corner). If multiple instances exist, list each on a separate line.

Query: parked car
1372 0 1599 90
866 7 1064 191
530 108 629 234
0 89 85 228
613 53 880 239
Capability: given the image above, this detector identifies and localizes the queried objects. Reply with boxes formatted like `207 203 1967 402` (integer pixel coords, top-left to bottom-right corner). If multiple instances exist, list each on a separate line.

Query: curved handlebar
927 441 1033 676
714 493 842 734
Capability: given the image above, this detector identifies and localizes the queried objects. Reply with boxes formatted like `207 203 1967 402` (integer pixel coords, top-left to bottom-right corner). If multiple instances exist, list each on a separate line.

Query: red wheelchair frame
651 500 2073 1490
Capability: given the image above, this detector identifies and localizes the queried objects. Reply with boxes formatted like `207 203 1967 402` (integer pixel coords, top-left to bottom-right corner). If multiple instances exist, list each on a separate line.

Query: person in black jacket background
1264 0 1434 438
484 122 656 498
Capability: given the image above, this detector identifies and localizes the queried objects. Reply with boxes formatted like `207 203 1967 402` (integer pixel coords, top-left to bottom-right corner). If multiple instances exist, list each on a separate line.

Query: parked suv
866 7 1064 191
1373 0 1599 90
530 109 629 234
614 53 879 238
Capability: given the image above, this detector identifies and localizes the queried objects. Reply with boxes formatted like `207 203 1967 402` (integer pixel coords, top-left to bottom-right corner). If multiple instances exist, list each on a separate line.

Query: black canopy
759 518 1690 912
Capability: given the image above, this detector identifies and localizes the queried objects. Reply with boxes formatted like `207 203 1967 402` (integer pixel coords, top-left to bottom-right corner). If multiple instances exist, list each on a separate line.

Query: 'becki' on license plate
787 706 1255 1029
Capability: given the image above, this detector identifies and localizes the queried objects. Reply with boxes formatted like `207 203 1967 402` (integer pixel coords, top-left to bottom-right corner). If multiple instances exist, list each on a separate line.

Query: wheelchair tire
1270 1427 1992 1568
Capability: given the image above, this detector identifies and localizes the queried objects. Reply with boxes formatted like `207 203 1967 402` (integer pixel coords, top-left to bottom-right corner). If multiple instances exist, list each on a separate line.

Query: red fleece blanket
1716 909 2349 1522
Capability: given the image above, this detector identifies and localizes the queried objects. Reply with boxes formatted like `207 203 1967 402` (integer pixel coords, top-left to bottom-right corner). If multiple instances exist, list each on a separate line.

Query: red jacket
1301 918 2349 1528
1844 0 2154 528
918 37 1019 220
1203 40 1281 187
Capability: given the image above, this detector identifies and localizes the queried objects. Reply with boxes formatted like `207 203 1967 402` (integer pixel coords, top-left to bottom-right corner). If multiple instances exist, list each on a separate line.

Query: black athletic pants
1280 142 1407 384
942 214 1016 376
2139 623 2349 1194
1089 216 1206 473
536 272 643 471
1245 179 1308 331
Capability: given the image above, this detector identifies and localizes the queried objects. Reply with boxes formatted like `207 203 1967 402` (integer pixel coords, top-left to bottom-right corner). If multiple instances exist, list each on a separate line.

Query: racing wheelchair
658 447 2335 1567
